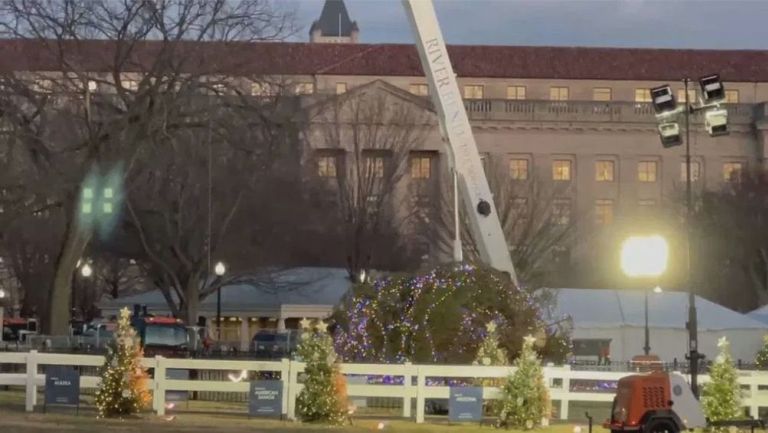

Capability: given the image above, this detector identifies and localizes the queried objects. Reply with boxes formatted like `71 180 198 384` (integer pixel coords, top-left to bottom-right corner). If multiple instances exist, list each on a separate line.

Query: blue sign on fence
44 366 80 409
248 380 282 417
449 386 483 422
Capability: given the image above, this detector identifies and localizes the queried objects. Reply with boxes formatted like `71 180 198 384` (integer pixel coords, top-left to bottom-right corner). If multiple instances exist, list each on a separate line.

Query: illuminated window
295 82 314 95
87 80 98 92
251 82 276 96
725 90 739 103
553 160 572 181
365 155 385 178
336 82 348 94
507 86 526 100
552 198 571 225
723 162 743 182
317 155 338 177
463 85 484 99
595 160 615 182
550 86 569 101
121 79 138 91
33 79 54 93
593 88 612 101
509 159 529 180
595 199 614 225
638 161 658 182
411 156 431 179
634 88 651 102
681 161 701 182
677 89 697 104
409 84 428 96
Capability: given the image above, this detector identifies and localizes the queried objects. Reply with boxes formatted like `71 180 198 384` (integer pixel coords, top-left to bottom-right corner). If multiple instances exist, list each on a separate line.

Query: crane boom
402 0 519 286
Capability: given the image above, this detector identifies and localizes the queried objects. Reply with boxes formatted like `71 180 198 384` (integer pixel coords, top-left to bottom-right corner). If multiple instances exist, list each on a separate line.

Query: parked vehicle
250 330 299 359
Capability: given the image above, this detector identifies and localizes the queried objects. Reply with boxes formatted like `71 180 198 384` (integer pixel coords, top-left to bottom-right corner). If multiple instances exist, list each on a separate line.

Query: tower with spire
309 0 360 43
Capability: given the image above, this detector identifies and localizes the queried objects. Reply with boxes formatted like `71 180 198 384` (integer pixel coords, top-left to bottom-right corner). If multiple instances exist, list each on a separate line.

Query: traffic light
699 74 725 104
650 85 677 115
658 122 682 148
705 107 728 137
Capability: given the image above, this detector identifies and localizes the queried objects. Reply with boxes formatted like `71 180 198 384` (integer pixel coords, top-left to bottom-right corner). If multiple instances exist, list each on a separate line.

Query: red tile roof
0 39 767 82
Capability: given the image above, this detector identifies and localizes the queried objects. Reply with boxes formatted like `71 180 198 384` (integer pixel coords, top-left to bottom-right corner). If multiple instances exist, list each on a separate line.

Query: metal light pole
683 78 701 398
644 291 650 356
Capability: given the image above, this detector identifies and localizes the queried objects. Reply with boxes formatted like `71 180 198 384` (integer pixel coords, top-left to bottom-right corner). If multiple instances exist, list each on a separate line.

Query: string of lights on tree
334 263 572 365
94 307 151 418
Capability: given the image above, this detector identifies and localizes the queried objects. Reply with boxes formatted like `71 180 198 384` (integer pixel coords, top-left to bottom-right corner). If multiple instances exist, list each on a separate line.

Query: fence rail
3 351 768 423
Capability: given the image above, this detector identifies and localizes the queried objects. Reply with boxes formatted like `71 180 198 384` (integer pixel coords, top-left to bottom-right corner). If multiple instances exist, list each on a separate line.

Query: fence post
287 360 300 420
559 366 571 421
154 355 166 415
403 362 413 419
280 358 290 418
749 376 759 418
415 365 425 424
25 350 38 412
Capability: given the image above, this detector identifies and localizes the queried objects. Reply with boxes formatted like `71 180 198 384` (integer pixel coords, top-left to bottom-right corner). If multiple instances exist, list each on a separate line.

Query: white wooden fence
3 351 768 423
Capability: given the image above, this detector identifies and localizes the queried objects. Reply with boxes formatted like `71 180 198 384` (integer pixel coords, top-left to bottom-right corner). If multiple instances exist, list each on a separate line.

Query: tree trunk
183 274 201 326
48 225 90 335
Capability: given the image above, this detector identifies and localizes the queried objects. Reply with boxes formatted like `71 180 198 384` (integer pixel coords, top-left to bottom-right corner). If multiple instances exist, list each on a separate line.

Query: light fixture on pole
621 235 669 357
80 263 93 278
649 73 728 399
214 261 226 276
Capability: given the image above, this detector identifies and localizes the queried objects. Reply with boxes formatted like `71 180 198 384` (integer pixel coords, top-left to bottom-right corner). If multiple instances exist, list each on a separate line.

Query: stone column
239 316 250 351
277 317 286 331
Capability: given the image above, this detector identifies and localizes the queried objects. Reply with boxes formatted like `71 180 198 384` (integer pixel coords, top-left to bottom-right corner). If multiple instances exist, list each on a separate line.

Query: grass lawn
0 389 602 433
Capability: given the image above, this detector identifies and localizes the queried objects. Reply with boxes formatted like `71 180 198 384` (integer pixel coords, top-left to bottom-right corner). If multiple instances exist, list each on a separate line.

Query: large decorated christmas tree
295 318 347 424
94 307 151 418
497 335 551 429
334 263 571 364
702 336 742 422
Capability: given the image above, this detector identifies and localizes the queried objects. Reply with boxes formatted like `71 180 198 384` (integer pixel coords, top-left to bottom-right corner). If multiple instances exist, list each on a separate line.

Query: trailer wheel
644 418 678 433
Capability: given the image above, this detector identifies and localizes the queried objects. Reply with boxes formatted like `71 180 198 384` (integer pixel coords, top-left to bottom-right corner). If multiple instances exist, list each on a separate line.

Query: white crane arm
402 0 519 286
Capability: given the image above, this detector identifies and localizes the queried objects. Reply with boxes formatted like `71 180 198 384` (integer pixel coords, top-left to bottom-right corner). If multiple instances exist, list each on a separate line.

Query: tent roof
544 288 767 331
98 267 351 314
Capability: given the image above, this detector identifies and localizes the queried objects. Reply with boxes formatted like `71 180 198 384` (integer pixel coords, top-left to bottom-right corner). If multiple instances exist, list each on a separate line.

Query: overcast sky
287 0 768 49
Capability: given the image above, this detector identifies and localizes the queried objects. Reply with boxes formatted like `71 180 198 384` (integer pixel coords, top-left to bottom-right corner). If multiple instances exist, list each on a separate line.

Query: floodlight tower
650 74 728 399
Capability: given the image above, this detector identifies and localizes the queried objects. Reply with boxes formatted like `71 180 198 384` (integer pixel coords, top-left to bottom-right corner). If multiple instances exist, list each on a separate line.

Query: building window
723 162 743 182
549 86 569 101
252 82 278 96
317 155 338 177
409 83 428 96
681 161 701 182
677 89 697 103
33 79 54 93
634 88 651 102
512 197 529 216
87 80 98 92
121 79 138 91
507 86 526 100
593 88 612 101
638 161 658 182
638 199 656 207
595 199 614 225
552 198 571 225
365 155 385 178
411 155 432 179
335 82 347 94
725 90 739 103
595 160 615 182
553 160 572 181
295 82 314 95
509 158 529 180
463 85 484 99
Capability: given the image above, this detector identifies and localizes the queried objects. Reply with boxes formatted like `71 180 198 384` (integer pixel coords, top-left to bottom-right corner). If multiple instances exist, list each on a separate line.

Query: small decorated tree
755 335 768 370
474 321 509 367
295 318 347 424
497 335 551 429
702 336 742 422
94 307 150 418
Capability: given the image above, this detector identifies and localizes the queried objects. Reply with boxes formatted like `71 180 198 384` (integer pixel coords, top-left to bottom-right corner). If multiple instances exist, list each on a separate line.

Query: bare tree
427 157 582 288
303 83 432 281
0 0 295 333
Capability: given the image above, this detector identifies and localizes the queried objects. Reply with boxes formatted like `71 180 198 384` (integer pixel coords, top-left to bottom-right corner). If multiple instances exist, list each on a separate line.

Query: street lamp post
214 261 226 339
621 235 669 357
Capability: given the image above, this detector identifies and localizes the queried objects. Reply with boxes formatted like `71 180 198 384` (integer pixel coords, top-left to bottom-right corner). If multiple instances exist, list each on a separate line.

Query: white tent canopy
544 288 768 363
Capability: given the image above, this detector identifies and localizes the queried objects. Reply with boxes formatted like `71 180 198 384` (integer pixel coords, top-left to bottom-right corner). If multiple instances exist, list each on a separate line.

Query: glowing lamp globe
620 235 669 278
